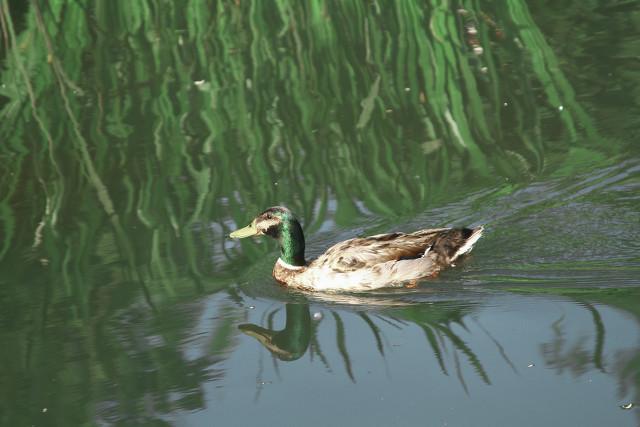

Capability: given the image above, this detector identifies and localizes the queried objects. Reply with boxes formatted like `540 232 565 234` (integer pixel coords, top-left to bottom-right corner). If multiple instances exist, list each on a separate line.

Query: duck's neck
278 218 306 266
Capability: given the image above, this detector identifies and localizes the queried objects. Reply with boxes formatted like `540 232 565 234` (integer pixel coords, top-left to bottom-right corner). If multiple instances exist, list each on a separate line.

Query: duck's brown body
272 227 483 292
230 206 483 292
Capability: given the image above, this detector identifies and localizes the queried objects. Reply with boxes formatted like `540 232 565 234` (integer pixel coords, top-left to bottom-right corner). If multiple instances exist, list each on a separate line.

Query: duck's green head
229 206 306 266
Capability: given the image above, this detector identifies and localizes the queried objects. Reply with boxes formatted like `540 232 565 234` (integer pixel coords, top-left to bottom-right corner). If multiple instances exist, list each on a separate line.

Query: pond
0 1 639 426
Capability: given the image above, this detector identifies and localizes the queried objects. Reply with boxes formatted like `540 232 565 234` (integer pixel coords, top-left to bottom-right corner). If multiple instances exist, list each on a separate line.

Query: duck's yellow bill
229 223 258 239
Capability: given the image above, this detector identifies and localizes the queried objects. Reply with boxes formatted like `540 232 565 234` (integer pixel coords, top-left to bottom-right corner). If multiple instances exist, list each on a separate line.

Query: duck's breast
295 256 438 292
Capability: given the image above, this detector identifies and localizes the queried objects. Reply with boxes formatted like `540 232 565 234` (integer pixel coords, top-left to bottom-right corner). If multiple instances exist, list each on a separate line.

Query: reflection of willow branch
541 305 612 378
474 318 518 374
582 303 607 373
453 349 469 395
358 312 385 357
32 2 111 217
309 320 331 371
432 324 491 385
0 202 16 261
0 4 8 52
387 315 410 327
30 1 155 309
210 0 601 220
1 1 608 273
374 314 404 330
436 326 449 357
31 1 84 95
507 0 599 142
331 311 355 383
421 325 448 376
0 1 64 236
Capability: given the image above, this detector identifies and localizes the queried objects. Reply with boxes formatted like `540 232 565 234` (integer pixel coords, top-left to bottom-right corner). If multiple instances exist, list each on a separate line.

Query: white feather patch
451 226 484 262
277 258 305 270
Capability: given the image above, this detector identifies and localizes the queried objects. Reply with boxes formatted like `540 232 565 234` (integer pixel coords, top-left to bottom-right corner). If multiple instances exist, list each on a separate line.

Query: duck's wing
311 228 451 273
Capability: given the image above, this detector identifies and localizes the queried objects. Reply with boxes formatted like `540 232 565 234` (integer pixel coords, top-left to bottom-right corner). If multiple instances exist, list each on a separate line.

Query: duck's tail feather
451 226 484 262
430 226 484 264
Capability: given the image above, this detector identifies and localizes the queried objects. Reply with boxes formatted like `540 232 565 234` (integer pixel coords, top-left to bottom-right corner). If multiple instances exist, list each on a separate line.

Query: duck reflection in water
239 304 311 361
238 290 640 419
238 299 498 390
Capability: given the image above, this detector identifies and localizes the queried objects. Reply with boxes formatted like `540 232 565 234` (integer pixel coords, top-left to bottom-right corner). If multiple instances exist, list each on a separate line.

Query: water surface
0 1 639 426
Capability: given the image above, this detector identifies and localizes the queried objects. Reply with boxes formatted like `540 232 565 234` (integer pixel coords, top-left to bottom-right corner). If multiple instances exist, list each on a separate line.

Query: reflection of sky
173 294 639 427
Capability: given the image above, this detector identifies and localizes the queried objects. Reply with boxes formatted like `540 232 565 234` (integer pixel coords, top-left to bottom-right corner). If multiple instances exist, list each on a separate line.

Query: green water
1 1 639 426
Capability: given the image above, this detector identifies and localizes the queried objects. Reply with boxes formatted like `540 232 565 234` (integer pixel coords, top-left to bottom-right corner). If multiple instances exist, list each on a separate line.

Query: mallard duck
230 206 483 292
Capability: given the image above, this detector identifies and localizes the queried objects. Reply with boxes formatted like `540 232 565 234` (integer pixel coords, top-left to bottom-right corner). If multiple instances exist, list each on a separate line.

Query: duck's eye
264 223 280 238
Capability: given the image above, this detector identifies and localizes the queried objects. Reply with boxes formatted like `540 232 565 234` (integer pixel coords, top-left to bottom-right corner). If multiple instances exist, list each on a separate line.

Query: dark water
1 1 639 426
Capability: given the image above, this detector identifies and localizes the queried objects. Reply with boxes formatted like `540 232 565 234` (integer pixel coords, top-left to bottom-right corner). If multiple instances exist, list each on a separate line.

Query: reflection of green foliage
247 300 488 389
0 0 607 275
388 302 491 385
0 275 242 426
504 287 640 317
506 286 640 417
